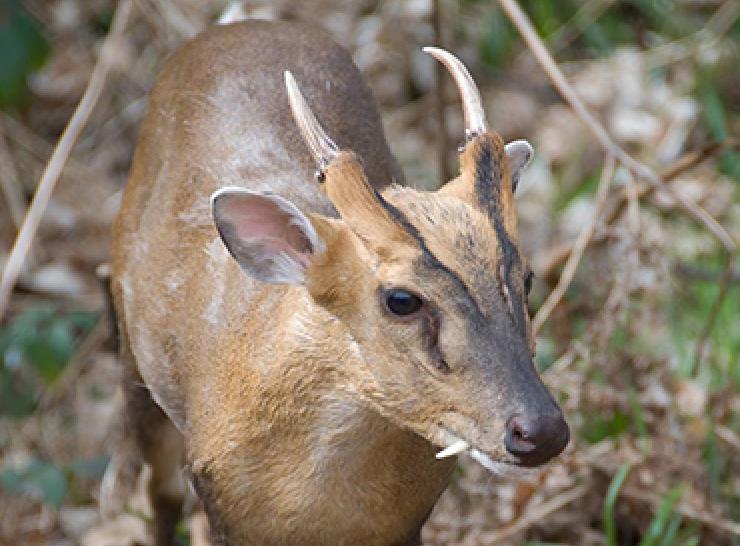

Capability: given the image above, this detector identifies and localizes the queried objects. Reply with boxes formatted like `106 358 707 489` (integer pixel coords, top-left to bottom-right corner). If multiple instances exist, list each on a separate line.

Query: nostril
505 415 536 454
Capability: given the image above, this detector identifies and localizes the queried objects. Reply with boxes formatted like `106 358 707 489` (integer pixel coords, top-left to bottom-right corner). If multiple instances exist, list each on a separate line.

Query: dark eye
385 289 423 316
524 271 534 295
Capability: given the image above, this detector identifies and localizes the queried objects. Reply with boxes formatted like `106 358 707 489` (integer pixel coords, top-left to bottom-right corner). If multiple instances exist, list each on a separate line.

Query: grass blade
638 485 685 546
603 463 631 546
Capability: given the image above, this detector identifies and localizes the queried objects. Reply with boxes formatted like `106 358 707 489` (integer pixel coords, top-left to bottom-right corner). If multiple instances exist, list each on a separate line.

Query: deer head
211 49 568 470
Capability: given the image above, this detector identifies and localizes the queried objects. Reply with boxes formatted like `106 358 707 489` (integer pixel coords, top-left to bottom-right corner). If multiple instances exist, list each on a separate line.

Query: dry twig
532 155 616 335
478 483 590 543
432 0 452 185
500 0 736 365
496 0 736 254
646 0 740 68
0 0 133 321
621 486 740 537
0 123 26 231
715 425 740 452
539 139 738 279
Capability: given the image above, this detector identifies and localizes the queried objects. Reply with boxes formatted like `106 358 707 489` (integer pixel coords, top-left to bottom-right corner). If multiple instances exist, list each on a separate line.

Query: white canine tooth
470 448 502 475
435 439 469 459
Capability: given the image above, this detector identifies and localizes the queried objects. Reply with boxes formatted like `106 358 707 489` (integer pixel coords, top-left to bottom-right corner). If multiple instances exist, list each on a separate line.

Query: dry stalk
0 0 133 321
524 0 616 58
17 317 110 446
0 111 102 186
478 483 590 543
0 123 26 231
646 0 740 68
715 425 740 452
499 0 736 359
432 0 452 185
621 486 740 537
496 0 736 255
532 155 616 335
540 139 738 279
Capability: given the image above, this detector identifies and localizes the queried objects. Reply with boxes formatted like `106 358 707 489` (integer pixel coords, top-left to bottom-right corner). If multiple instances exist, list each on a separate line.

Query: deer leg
122 345 185 546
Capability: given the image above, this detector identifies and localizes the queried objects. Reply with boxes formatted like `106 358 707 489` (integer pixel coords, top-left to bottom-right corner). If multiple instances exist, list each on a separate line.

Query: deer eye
384 289 423 316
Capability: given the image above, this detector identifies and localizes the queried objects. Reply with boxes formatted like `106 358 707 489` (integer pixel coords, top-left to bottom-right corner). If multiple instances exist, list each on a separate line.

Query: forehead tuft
384 187 502 283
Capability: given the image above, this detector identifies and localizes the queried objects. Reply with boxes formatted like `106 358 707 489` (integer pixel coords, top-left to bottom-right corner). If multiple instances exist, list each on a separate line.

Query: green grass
603 463 632 546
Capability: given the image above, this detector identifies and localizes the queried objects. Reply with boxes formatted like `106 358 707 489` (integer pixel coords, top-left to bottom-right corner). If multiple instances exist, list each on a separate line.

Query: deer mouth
434 435 536 477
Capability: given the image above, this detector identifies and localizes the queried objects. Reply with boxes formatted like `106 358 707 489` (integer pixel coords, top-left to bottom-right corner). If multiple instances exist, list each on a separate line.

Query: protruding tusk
284 71 339 169
435 439 469 459
470 448 500 474
423 46 486 139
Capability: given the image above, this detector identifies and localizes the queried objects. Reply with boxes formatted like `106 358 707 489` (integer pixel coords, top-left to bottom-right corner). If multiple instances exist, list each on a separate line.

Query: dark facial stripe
374 190 484 317
473 139 527 335
473 139 501 220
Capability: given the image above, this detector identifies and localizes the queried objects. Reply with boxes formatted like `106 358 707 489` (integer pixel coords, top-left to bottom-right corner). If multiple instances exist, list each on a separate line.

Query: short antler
423 47 486 139
284 71 339 170
283 71 414 248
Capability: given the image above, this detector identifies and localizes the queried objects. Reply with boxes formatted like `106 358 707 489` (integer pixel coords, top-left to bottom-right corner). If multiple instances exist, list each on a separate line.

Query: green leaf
1 307 99 417
603 463 631 546
0 460 68 507
580 410 630 444
69 455 110 481
656 512 683 546
697 71 740 181
0 0 50 108
175 519 191 546
638 485 684 546
480 10 515 68
0 365 38 417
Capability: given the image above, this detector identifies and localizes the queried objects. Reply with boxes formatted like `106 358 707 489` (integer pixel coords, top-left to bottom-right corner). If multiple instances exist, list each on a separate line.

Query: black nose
504 411 569 467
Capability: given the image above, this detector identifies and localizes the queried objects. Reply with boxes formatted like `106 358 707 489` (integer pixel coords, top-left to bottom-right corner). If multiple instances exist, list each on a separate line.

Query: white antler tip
422 46 486 137
422 46 446 58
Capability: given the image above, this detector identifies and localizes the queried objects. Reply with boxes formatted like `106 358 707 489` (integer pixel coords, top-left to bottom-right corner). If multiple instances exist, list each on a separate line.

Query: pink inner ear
222 196 312 266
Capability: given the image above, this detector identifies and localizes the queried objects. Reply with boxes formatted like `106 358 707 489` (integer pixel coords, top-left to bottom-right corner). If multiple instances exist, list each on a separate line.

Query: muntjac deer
110 19 569 546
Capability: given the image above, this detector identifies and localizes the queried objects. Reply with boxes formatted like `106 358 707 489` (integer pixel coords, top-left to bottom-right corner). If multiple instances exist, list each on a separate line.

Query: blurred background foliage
0 0 737 545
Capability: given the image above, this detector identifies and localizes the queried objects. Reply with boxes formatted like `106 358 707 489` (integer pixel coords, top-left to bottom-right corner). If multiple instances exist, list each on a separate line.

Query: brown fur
112 20 565 546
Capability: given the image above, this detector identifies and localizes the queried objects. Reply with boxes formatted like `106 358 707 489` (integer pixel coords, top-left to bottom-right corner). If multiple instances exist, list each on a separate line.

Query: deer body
112 19 568 546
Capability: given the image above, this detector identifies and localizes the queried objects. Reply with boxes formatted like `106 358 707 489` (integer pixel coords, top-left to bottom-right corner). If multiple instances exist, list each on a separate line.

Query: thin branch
660 138 738 182
36 317 109 413
432 0 452 185
0 0 133 322
496 0 647 174
478 483 590 543
539 139 738 279
0 123 26 231
521 0 616 58
621 486 740 537
675 261 740 283
715 424 740 452
496 0 736 255
645 0 740 69
0 111 103 186
532 155 616 335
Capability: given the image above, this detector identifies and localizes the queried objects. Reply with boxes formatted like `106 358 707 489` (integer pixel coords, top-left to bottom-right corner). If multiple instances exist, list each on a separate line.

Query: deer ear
211 188 324 285
505 140 533 192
